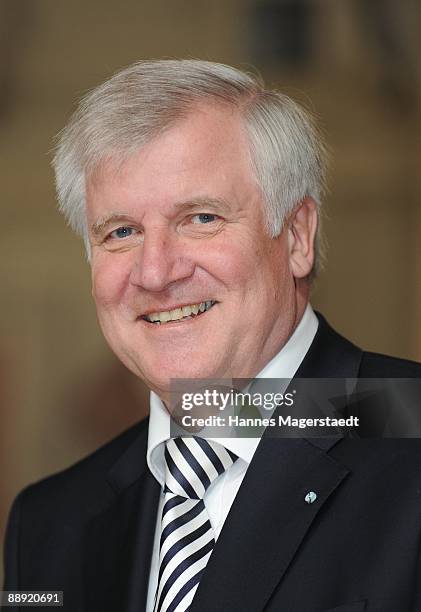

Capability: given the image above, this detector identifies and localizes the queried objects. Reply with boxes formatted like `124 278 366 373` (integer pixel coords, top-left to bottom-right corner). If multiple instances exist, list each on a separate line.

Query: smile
142 300 216 325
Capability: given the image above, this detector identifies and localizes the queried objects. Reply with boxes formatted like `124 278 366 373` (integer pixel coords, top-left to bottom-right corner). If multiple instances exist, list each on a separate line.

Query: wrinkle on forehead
85 101 256 186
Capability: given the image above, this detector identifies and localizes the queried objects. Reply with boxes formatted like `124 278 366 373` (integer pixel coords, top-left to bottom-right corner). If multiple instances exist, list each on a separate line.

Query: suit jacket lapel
191 313 363 612
83 426 161 612
191 437 349 612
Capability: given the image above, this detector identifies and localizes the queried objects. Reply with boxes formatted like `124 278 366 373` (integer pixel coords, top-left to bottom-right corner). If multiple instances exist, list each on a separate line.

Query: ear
287 198 318 279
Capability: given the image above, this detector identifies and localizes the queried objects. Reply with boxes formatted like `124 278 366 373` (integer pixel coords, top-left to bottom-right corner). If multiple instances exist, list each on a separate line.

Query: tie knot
164 437 237 499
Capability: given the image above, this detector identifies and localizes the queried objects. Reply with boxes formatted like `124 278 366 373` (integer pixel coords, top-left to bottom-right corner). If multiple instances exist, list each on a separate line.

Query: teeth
145 301 214 324
170 308 183 320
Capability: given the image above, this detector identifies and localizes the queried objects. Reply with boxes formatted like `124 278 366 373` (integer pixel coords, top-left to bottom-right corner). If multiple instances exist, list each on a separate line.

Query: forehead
86 103 260 217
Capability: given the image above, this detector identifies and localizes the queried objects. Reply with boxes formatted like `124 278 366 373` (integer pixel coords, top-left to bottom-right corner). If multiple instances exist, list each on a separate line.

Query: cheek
210 233 262 278
91 259 128 309
228 240 283 287
209 251 255 291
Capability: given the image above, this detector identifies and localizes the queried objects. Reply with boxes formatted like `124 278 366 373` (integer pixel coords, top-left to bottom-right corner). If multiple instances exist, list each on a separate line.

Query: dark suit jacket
4 314 421 611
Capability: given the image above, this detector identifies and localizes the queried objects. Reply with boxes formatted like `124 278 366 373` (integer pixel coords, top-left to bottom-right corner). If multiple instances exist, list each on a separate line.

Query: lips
141 300 216 324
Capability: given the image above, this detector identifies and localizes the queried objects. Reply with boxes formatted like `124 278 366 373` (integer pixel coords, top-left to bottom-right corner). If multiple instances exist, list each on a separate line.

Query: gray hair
53 59 328 274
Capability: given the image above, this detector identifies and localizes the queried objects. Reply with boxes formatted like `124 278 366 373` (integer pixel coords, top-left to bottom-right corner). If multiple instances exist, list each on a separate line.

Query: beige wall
1 0 420 581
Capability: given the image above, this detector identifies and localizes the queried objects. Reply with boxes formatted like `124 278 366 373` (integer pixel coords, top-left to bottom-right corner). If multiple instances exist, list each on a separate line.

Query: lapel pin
305 491 317 504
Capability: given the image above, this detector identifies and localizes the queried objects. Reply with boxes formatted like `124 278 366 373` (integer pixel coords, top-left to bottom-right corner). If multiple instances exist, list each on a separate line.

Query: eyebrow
90 197 229 237
173 197 230 214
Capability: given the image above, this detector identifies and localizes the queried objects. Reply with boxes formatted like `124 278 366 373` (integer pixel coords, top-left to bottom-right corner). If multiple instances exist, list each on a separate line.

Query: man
4 60 421 611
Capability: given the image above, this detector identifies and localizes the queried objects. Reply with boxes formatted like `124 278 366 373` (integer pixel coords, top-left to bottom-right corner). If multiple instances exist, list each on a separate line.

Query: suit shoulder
360 352 421 377
16 418 149 514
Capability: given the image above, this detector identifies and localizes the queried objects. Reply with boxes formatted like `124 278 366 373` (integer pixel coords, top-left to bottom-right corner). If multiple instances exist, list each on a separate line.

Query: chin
144 361 223 397
118 342 226 387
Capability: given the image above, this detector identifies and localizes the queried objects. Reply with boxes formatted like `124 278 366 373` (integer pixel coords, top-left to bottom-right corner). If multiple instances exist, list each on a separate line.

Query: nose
129 228 195 292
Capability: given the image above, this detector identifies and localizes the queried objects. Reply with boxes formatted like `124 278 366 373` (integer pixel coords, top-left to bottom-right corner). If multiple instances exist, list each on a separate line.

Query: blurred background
1 0 420 581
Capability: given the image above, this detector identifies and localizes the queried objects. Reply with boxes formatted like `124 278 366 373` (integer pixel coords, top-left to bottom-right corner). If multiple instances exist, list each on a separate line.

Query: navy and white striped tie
154 436 237 612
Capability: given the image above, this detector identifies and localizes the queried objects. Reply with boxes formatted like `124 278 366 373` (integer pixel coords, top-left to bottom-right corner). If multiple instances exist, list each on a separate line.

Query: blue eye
193 213 217 224
110 226 134 239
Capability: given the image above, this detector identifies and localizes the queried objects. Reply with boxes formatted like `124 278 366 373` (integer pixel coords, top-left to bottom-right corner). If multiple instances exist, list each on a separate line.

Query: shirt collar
147 304 318 485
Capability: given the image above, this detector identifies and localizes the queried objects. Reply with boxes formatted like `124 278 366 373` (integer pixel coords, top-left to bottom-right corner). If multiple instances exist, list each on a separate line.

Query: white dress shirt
145 304 319 611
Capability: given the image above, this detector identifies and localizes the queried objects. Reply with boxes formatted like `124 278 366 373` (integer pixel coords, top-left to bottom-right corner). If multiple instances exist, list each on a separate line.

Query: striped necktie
154 436 237 612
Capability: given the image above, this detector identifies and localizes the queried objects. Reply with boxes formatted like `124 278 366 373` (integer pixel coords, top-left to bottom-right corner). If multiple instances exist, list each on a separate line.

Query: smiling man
86 101 315 401
4 60 421 612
